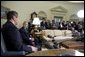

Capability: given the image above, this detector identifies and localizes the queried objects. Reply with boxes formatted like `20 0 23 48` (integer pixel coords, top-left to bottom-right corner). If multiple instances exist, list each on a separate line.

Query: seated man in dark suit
2 11 37 53
45 20 51 29
40 19 47 29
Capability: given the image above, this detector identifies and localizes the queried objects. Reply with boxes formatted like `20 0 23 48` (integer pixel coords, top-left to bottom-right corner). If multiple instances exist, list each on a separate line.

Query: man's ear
12 16 16 21
14 16 17 18
12 16 15 19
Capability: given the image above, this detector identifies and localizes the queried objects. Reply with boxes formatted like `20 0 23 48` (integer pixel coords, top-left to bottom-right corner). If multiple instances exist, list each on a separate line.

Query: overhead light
77 10 84 18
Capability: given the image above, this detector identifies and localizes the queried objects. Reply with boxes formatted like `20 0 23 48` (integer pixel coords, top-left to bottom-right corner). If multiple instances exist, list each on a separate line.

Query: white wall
1 1 84 28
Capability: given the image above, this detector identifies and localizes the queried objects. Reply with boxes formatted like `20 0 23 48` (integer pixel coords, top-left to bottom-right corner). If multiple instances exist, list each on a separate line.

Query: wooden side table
61 41 84 49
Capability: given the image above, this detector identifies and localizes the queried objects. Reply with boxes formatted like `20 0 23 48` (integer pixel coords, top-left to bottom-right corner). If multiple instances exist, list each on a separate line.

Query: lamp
32 17 41 26
32 17 41 32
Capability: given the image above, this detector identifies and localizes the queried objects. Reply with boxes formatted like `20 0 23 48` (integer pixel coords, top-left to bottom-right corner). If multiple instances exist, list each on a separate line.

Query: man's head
7 11 18 25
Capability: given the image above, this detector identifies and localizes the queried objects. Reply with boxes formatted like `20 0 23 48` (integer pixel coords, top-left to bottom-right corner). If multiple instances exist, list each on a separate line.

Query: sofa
42 30 73 42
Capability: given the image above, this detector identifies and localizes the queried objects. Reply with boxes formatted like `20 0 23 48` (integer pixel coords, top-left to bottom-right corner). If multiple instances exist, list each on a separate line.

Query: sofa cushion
42 30 55 37
54 36 73 41
42 30 72 37
65 30 72 36
53 30 63 36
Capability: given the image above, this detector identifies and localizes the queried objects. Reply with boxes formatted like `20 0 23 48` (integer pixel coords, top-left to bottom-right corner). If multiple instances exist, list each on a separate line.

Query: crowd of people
40 19 84 38
1 11 84 54
40 19 84 31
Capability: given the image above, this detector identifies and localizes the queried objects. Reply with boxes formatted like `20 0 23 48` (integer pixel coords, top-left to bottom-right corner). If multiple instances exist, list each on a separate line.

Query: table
26 49 84 56
26 49 75 56
61 41 84 49
53 36 73 48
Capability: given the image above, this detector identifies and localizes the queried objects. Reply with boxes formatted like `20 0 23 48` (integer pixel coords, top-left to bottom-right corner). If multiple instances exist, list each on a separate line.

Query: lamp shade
32 17 41 25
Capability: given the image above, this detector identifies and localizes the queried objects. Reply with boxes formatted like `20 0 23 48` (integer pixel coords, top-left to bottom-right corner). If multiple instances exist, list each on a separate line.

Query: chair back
1 32 7 54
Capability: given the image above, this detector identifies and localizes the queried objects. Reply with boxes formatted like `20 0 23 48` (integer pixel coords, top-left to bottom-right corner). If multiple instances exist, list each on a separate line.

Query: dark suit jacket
2 21 32 52
19 27 33 45
45 22 51 29
40 21 47 29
